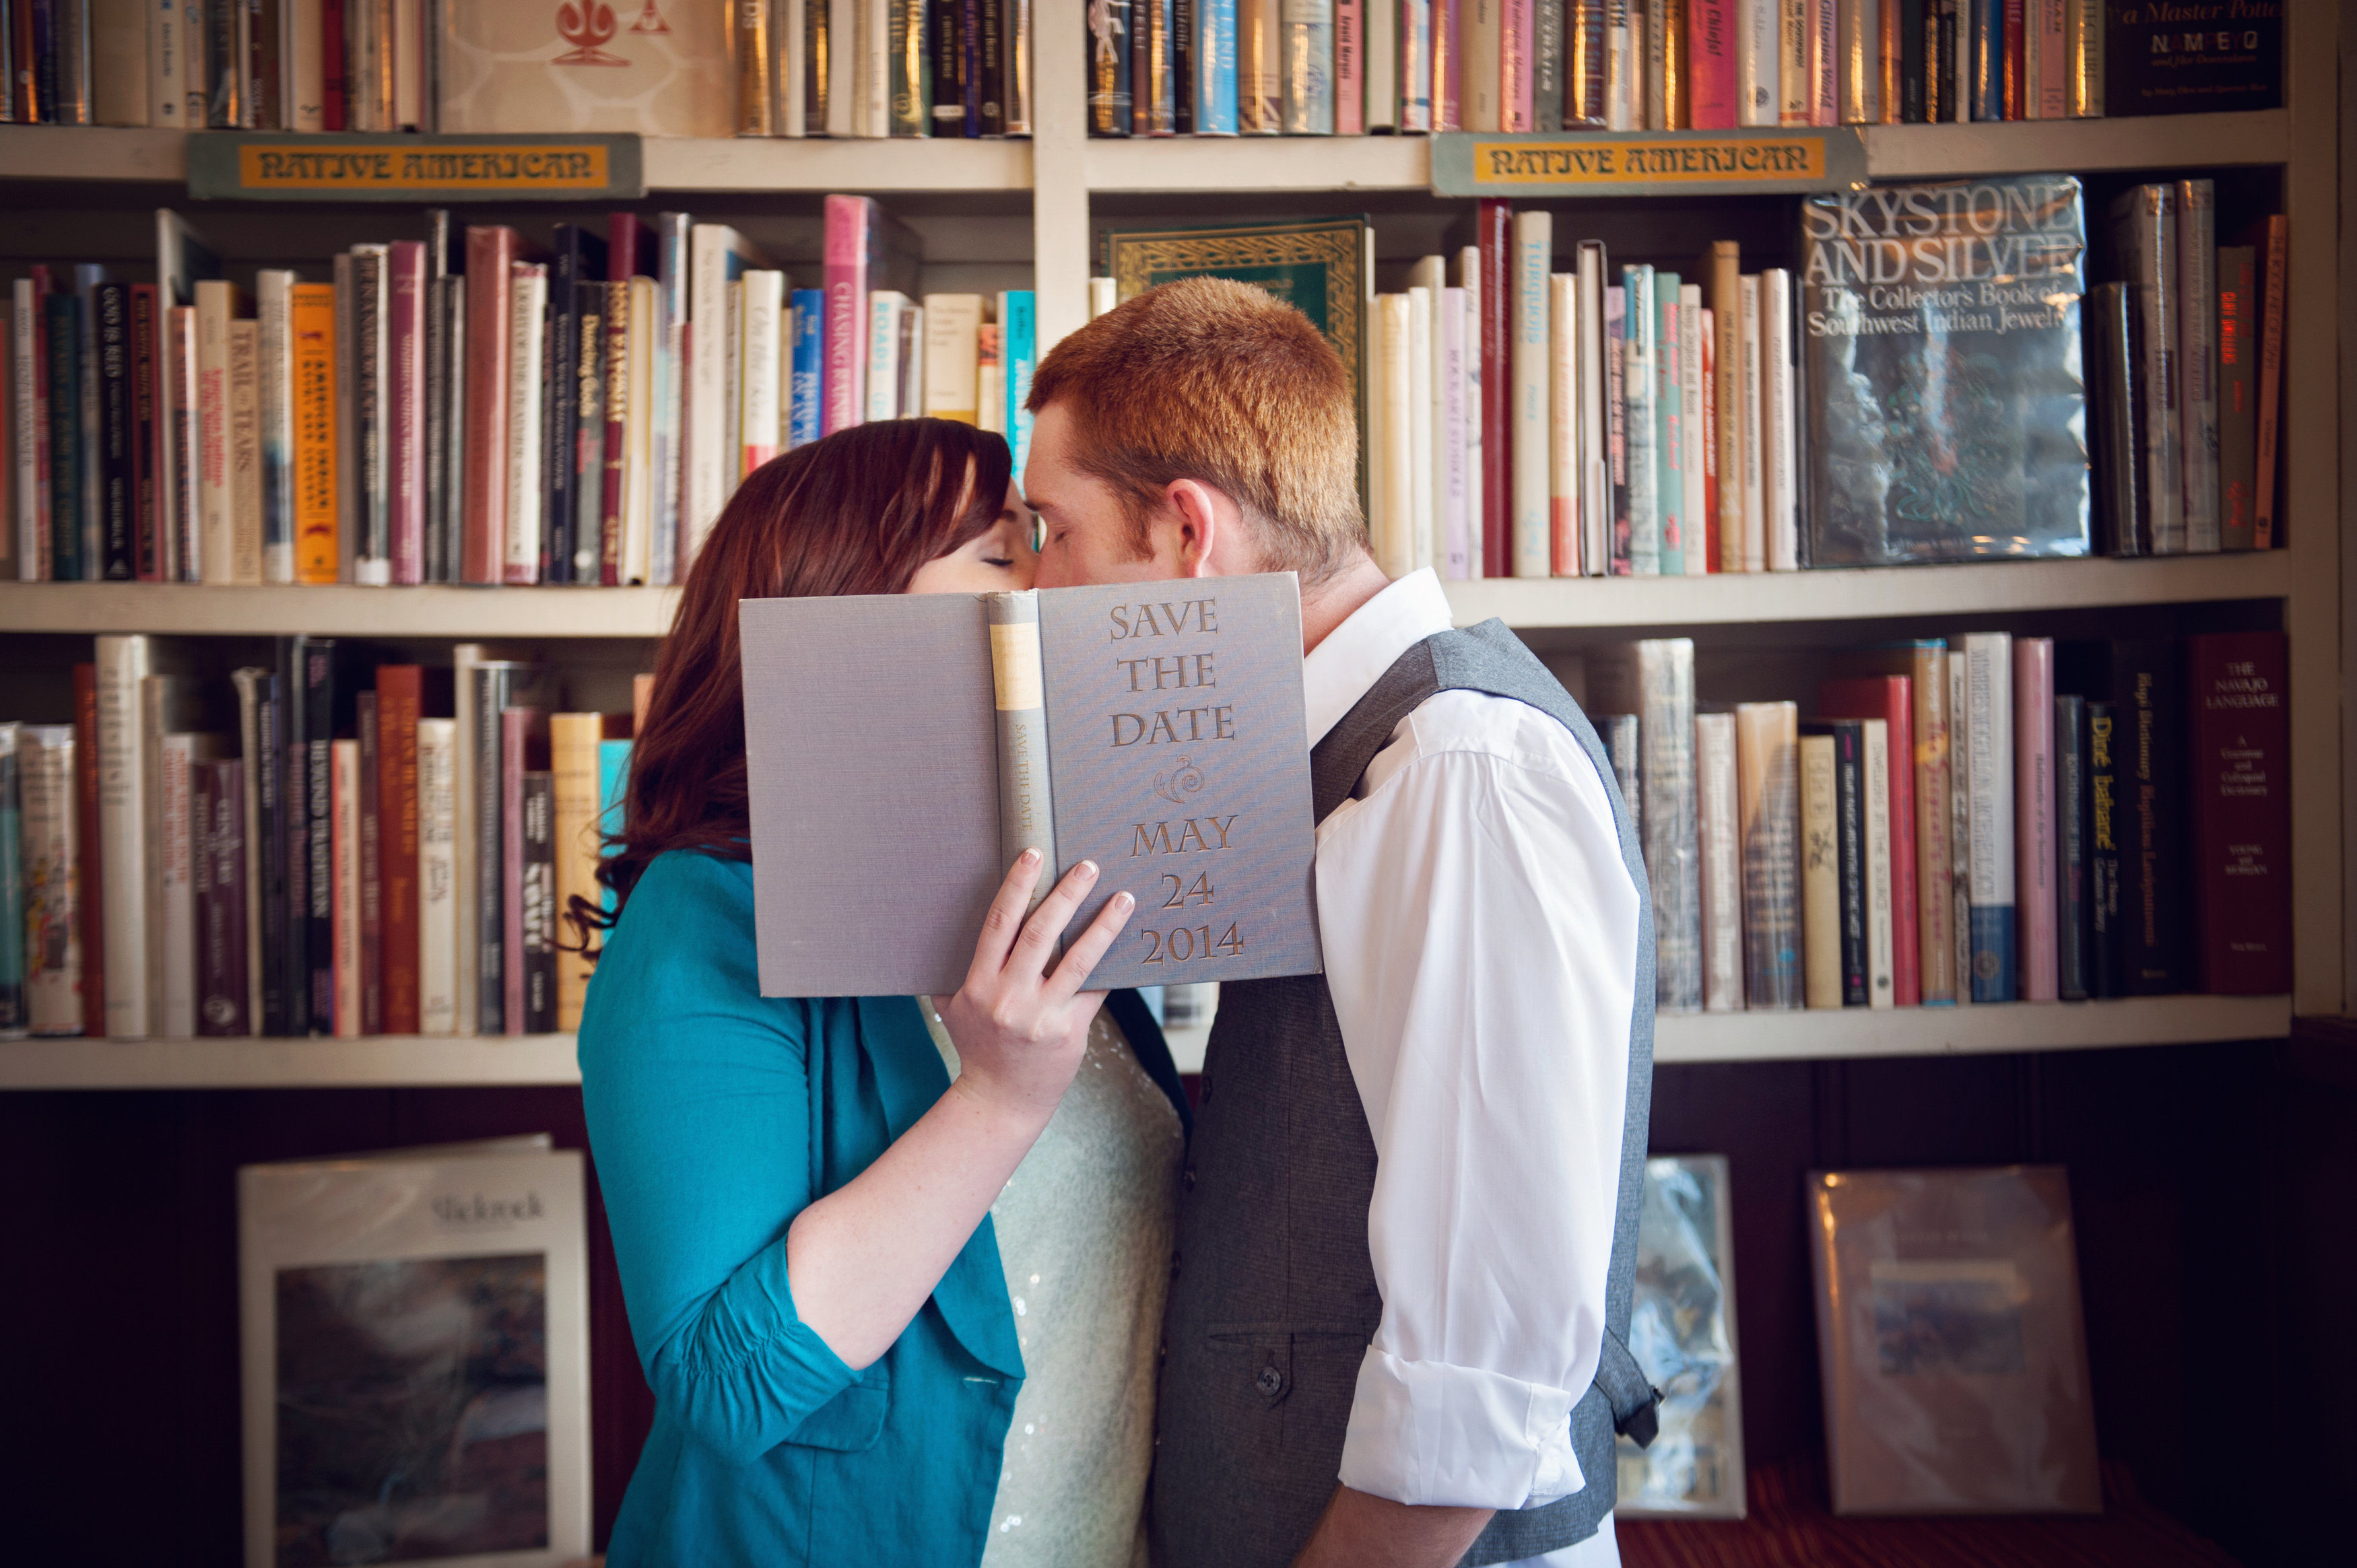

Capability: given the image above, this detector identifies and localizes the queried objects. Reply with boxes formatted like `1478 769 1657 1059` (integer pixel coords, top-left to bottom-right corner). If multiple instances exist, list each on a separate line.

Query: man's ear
1166 478 1231 579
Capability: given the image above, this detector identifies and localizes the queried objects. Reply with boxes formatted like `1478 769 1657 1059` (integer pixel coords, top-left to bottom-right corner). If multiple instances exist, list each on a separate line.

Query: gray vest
1150 619 1658 1568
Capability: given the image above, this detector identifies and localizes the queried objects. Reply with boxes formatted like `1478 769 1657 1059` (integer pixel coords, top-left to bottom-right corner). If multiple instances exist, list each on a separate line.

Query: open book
743 574 1322 997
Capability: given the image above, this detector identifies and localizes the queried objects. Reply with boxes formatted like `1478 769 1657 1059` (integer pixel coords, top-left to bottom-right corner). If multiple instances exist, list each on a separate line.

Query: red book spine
1337 0 1367 133
388 241 427 584
608 214 653 281
2002 0 2024 119
1820 675 1921 1007
376 666 422 1034
823 195 873 437
73 664 104 1035
461 226 518 585
1689 0 1737 127
321 0 347 130
1429 0 1456 130
129 283 162 581
2190 633 2291 994
601 281 630 586
1478 199 1512 579
2251 214 2287 549
1700 312 1718 573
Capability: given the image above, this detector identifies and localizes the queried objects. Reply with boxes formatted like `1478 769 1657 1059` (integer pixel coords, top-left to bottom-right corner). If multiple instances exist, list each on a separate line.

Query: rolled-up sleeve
1315 695 1640 1511
578 853 860 1468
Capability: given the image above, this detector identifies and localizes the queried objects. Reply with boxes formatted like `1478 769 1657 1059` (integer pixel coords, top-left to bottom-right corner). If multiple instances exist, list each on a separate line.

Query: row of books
1 1 2279 137
1592 628 2290 1016
1 195 1026 586
0 634 643 1042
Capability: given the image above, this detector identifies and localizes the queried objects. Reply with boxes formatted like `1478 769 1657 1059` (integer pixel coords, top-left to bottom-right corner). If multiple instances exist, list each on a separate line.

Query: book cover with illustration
438 0 733 138
1799 176 2092 567
1617 1155 1747 1520
742 575 1321 997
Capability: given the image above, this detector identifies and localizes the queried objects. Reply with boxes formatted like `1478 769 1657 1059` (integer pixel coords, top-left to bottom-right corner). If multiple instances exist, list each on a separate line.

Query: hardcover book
1617 1154 1747 1518
1588 640 1701 1012
437 0 733 137
238 1144 591 1568
1799 176 2090 566
1808 1164 2100 1515
743 576 1320 997
2188 632 2289 994
2102 0 2280 116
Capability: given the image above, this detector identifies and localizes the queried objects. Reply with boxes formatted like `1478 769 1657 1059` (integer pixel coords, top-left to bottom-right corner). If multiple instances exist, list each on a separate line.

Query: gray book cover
743 573 1321 998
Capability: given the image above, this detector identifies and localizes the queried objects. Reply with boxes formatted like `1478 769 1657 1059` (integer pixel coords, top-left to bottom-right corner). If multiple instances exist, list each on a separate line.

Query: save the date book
742 573 1321 997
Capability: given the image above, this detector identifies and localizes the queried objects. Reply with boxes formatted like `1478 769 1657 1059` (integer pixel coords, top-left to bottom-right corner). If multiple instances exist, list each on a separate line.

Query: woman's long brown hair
568 417 1014 950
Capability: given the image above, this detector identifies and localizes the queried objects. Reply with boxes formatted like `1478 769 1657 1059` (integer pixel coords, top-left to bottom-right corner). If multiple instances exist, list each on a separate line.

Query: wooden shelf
0 994 2288 1087
0 552 2286 641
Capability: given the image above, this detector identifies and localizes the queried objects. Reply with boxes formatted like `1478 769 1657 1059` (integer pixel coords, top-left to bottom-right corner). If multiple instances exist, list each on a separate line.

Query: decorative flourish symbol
628 0 672 33
554 1 631 66
1153 757 1205 808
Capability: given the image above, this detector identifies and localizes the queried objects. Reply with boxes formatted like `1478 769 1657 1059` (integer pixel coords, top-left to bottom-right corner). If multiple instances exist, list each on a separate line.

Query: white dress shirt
1307 571 1640 1568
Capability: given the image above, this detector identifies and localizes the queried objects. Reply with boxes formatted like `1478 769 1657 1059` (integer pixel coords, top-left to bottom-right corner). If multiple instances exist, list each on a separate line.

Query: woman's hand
939 850 1135 1130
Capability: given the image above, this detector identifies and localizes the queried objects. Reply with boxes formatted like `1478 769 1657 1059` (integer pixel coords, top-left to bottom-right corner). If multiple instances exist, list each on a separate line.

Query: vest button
1255 1366 1286 1397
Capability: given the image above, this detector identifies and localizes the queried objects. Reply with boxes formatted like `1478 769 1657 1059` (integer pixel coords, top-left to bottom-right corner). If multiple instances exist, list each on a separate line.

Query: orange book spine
291 283 340 584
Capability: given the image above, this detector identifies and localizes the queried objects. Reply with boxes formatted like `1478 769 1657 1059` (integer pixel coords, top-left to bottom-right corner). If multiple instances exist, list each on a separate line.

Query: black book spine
1089 0 1132 135
960 0 982 132
95 281 133 580
1832 720 1867 1005
1929 0 1953 121
46 292 81 580
255 675 289 1034
423 275 450 582
304 639 337 1033
523 771 558 1033
2055 692 2088 1000
1899 0 1925 122
354 248 387 571
1170 0 1193 132
977 0 1005 131
2086 699 2123 998
545 241 579 583
931 0 963 133
208 0 240 127
358 689 381 1034
805 0 830 133
2120 642 2189 995
473 665 507 1036
1533 0 1562 132
277 637 310 1033
1129 0 1152 132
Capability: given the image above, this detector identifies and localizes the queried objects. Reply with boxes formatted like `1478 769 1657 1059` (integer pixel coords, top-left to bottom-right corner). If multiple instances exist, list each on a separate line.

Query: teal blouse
578 850 1184 1566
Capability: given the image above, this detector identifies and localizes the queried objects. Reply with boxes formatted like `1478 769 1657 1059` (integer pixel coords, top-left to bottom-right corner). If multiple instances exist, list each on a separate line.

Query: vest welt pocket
1203 1323 1372 1408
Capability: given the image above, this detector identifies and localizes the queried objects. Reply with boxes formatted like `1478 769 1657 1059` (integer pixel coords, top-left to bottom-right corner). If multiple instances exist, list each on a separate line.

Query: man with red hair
1026 276 1659 1568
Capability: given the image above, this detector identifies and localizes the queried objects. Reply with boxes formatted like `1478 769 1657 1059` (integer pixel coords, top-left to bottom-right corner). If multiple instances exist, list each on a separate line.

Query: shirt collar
1301 570 1455 749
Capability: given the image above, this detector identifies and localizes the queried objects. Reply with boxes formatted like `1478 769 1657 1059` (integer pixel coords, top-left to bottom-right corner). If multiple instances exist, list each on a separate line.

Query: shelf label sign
1432 128 1865 198
189 134 645 202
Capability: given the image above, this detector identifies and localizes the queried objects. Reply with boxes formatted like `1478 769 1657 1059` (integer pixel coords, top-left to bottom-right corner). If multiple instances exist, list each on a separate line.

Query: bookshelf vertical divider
1030 0 1094 352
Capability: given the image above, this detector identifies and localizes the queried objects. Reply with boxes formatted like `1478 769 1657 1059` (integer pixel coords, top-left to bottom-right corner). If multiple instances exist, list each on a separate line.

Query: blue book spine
598 739 634 914
44 292 81 582
1198 0 1239 133
0 736 22 1032
1655 271 1684 578
789 290 826 449
1003 292 1038 475
1970 905 2016 1002
1971 0 2003 121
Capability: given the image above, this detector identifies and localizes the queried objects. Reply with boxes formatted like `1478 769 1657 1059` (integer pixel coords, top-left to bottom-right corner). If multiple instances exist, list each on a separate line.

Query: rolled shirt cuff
1337 1347 1587 1510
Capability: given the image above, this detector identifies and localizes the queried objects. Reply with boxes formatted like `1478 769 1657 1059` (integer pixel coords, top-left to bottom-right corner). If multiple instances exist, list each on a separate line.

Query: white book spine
418 717 459 1037
1577 243 1607 577
898 304 925 421
1964 631 2014 988
228 320 263 584
1777 0 1810 123
1409 259 1447 571
1461 0 1496 129
1623 267 1658 575
22 727 80 1035
1440 286 1469 580
149 0 187 125
288 0 326 131
921 294 985 423
2178 178 2220 553
687 228 731 551
332 739 361 1037
1739 274 1765 571
1406 287 1435 574
724 281 744 489
1762 268 1797 570
1396 0 1430 131
1549 273 1579 578
196 281 236 585
160 732 197 1037
450 646 482 1036
865 294 903 423
96 636 152 1039
859 0 892 135
625 277 657 583
504 267 547 583
1370 0 1401 129
12 281 44 579
1604 0 1634 128
256 272 297 583
1459 249 1484 576
1374 294 1414 578
828 0 859 135
1862 716 1894 1009
1948 646 1973 1005
1679 282 1707 576
1739 0 1779 125
179 0 207 126
741 272 786 470
783 0 809 134
1697 710 1744 1012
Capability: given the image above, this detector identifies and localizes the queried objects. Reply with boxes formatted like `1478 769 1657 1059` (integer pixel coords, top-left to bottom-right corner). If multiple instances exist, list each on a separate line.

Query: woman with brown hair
576 419 1189 1567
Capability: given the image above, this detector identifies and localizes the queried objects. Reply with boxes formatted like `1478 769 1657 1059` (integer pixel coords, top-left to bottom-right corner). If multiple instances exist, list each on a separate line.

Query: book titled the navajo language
743 574 1320 997
1799 175 2092 566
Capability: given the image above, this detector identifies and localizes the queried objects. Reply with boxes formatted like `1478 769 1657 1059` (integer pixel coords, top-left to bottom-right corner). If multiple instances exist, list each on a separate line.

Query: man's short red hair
1026 276 1366 584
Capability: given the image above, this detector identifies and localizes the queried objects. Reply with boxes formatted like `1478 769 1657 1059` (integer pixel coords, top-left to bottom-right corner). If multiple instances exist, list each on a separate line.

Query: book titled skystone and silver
1800 175 2092 567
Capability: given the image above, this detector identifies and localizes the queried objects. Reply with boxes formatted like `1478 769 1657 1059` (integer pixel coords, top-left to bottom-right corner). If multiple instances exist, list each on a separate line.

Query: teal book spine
1002 291 1038 475
597 739 632 915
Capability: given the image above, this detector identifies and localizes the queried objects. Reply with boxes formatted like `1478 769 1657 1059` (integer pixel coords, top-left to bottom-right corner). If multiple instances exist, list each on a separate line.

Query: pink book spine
1336 0 1365 133
1690 0 1738 127
388 242 427 586
822 195 870 437
502 709 528 1037
1810 0 1836 125
1431 0 1459 131
2012 637 2057 1001
1502 0 1533 130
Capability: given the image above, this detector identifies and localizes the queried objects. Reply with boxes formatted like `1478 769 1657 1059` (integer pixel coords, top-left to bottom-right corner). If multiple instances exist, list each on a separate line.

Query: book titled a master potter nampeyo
742 574 1322 997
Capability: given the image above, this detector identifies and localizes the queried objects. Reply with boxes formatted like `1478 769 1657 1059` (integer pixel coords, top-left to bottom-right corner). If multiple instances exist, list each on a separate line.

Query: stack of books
4 195 1037 587
0 634 645 1042
1591 629 2291 1015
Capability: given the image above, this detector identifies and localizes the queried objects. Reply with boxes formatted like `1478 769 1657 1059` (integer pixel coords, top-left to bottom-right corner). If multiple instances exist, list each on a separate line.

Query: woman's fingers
1043 888 1135 1007
964 848 1047 985
1008 859 1102 973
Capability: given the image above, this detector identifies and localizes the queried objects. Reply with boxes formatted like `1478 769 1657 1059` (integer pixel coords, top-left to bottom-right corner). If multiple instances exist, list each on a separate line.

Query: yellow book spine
291 283 339 585
549 712 604 1033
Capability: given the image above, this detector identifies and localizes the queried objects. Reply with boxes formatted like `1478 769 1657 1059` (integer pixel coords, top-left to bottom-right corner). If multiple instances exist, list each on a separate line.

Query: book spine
1548 273 1578 576
1370 294 1409 577
1345 0 1373 135
94 636 150 1038
254 273 292 582
1703 243 1742 572
357 246 393 583
331 252 358 585
1968 0 1995 118
93 282 131 580
1830 720 1865 1003
2055 691 2087 1000
1288 0 1339 133
2012 636 2056 1000
890 0 931 134
2187 634 2288 993
550 713 601 1033
303 640 335 1031
22 728 81 1035
2216 246 2256 551
865 294 900 422
986 592 1059 912
11 281 46 581
2113 189 2181 552
1510 211 1551 578
500 708 528 1035
2087 284 2140 554
1898 0 1925 118
1908 646 1953 1002
523 770 556 1033
1736 700 1801 1009
1862 716 1894 1007
823 197 871 434
288 283 337 584
129 283 160 580
1838 0 1874 120
1198 0 1238 131
422 273 451 580
1679 283 1707 575
1799 730 1840 1007
160 730 197 1038
789 289 824 448
653 215 690 585
225 318 262 584
2251 215 2285 550
1460 0 1494 129
1761 267 1796 570
461 226 515 584
1562 0 1602 125
2063 0 2095 114
357 689 381 1033
1621 265 1657 574
1700 308 1717 572
387 241 424 584
1689 0 1734 125
572 282 606 582
1502 0 1531 128
233 669 280 1032
1696 710 1744 1011
737 0 775 134
329 737 358 1036
197 758 246 1034
623 275 657 583
1407 285 1434 574
2121 641 2188 994
1576 244 1607 576
1530 0 1557 129
2176 178 2219 553
416 716 456 1035
193 281 232 582
370 668 417 1034
468 664 504 1035
164 303 197 580
1777 0 1809 123
1090 0 1135 131
1654 274 1683 574
601 281 630 586
1641 642 1701 1011
502 263 547 586
1604 282 1626 572
45 293 79 581
1739 277 1764 568
1172 0 1195 131
2086 697 2121 996
1601 714 1640 840
1964 631 2013 1001
67 664 102 1035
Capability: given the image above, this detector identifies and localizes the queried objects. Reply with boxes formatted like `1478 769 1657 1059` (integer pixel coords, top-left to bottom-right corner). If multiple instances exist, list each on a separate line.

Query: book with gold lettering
742 574 1321 996
436 0 734 139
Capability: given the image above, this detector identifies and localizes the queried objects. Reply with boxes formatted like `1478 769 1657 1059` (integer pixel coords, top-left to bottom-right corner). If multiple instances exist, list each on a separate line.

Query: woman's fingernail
1020 848 1041 865
1113 891 1134 912
1079 860 1099 878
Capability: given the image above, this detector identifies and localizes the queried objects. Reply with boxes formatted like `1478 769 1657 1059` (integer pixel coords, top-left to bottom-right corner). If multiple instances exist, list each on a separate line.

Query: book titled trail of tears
743 575 1321 998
